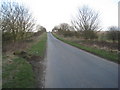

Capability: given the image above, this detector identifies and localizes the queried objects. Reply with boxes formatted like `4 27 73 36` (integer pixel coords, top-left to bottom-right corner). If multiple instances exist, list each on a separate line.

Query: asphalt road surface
45 32 118 88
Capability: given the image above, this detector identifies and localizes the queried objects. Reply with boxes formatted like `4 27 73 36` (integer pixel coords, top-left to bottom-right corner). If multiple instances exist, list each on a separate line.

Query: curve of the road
45 32 118 88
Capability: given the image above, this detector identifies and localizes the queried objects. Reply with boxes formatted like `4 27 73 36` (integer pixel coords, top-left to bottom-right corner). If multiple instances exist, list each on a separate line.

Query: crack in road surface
45 32 118 88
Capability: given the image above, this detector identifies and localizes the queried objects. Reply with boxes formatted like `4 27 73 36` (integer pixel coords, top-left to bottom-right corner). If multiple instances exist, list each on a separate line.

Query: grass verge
28 33 47 57
52 33 118 63
2 33 47 88
2 56 35 88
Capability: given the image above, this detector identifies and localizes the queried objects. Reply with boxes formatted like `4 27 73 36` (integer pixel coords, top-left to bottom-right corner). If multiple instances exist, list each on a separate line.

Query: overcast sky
1 0 119 31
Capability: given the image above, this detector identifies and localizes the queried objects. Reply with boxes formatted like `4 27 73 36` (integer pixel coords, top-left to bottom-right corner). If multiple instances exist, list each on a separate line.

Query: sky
1 0 119 31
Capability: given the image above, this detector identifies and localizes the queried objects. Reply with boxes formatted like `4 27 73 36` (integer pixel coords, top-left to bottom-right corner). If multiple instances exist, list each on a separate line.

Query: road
45 33 118 88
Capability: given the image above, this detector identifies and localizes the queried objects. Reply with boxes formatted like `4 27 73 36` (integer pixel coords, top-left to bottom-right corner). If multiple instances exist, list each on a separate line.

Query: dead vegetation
62 36 118 53
3 35 37 53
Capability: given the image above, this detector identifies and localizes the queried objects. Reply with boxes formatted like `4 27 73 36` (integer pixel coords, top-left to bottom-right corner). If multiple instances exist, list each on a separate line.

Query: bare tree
33 25 46 36
59 23 69 31
36 25 46 32
0 1 35 43
52 26 59 32
71 6 100 39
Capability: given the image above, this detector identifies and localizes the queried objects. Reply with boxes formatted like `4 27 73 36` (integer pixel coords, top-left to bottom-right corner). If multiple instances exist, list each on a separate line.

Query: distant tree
52 26 60 33
52 23 76 37
52 26 59 32
59 23 69 31
71 6 100 39
107 26 118 43
36 25 46 32
34 25 46 36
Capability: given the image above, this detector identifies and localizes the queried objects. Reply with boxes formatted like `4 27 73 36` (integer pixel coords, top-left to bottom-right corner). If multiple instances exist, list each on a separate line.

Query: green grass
2 57 35 88
53 33 118 63
28 33 47 57
2 33 47 88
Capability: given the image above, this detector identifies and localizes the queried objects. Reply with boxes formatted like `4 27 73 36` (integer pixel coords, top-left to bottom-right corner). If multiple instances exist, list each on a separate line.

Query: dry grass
3 33 45 54
60 35 118 54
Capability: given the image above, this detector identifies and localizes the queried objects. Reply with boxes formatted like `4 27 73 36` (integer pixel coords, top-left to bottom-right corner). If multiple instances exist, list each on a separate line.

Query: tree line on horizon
52 6 119 44
0 1 119 46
